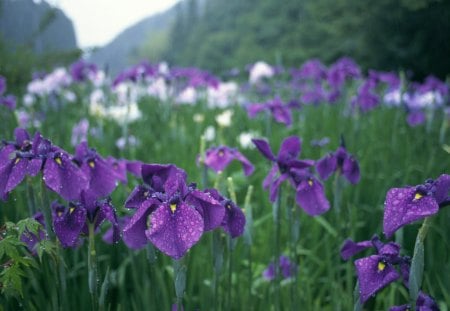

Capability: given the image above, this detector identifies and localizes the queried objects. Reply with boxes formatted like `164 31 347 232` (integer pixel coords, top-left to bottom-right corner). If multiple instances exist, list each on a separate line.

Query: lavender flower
262 255 296 281
341 235 410 303
316 144 360 184
252 136 314 202
383 174 450 237
203 146 254 176
247 97 300 126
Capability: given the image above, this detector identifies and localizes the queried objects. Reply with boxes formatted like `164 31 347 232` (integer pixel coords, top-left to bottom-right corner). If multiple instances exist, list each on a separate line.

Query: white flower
215 109 234 127
193 113 205 123
176 87 197 105
238 132 257 149
207 81 239 108
147 77 169 101
383 88 402 106
23 94 35 107
249 61 274 84
203 126 216 142
106 102 142 125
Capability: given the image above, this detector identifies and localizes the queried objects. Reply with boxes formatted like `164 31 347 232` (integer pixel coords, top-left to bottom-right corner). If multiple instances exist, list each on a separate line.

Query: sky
53 0 179 48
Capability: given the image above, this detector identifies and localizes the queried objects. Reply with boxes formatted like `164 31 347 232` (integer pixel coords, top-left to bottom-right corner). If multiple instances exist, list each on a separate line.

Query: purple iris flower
389 292 439 311
316 145 360 184
51 191 120 248
407 110 426 127
106 156 128 184
351 77 380 112
71 118 89 147
1 129 87 201
262 255 296 281
205 188 245 238
20 212 47 254
327 57 361 88
0 95 16 110
383 174 450 238
291 59 327 81
203 146 254 176
290 168 330 216
247 97 300 126
70 59 98 82
73 141 118 198
123 164 225 259
252 136 314 202
341 235 410 304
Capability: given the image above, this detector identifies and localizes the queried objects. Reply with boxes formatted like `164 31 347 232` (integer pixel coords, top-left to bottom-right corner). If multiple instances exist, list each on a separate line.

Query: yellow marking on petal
57 211 63 217
88 160 95 168
226 203 232 210
69 207 75 214
414 192 423 201
170 204 177 213
218 151 224 157
55 157 62 166
378 261 386 272
308 179 313 186
14 158 20 165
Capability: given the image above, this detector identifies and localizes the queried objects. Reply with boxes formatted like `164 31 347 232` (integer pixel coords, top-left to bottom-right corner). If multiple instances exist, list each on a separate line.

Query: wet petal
142 164 186 192
125 185 152 209
296 178 330 216
355 255 400 303
5 158 28 194
221 201 246 238
186 190 224 231
146 202 204 259
383 187 438 238
123 199 158 249
52 202 87 248
433 174 450 204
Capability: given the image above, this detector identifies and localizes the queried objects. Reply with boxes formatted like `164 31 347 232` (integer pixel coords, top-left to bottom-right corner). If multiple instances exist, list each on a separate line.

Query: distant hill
0 0 77 53
89 7 176 76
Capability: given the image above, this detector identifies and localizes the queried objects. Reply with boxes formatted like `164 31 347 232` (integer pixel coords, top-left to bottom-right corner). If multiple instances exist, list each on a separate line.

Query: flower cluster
123 164 245 259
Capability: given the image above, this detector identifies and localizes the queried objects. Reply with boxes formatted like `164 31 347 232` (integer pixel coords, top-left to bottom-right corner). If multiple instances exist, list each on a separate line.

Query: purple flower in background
20 212 47 254
252 136 314 202
383 174 450 237
310 137 330 148
203 145 254 176
52 191 120 248
262 255 296 281
292 59 327 81
0 75 6 94
205 188 245 238
247 97 300 126
70 59 98 82
341 235 410 304
0 94 16 110
73 141 118 198
351 77 380 112
327 57 361 88
71 118 89 146
406 110 426 127
390 292 439 311
316 143 360 184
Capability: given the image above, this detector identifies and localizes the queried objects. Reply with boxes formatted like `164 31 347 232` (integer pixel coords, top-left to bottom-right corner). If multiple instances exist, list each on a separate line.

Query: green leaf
409 236 424 303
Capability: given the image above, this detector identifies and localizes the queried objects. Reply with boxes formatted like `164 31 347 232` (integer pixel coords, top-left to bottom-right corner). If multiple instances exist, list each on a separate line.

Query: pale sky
53 0 179 48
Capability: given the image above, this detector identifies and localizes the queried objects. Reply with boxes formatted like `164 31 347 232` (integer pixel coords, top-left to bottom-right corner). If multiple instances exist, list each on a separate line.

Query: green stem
173 258 186 311
40 180 54 240
273 186 282 311
88 222 99 311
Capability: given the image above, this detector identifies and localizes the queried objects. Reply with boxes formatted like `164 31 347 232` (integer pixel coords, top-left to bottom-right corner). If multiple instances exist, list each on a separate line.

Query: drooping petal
433 174 450 204
269 173 289 202
4 158 28 194
52 202 87 248
355 255 400 303
96 201 120 243
263 165 278 190
316 153 337 180
81 157 118 198
383 187 439 238
252 139 276 161
286 159 315 170
146 202 204 259
221 201 246 238
204 147 236 173
272 105 292 126
126 160 142 177
340 239 372 260
246 103 266 118
416 291 439 310
43 152 88 201
232 149 255 176
186 190 224 231
123 199 158 249
295 178 330 216
125 185 152 209
343 155 360 184
14 128 30 146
